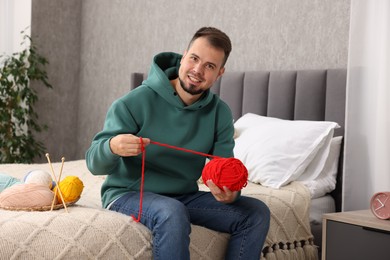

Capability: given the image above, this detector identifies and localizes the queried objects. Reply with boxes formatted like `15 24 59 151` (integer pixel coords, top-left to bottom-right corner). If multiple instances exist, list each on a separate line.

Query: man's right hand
109 134 150 157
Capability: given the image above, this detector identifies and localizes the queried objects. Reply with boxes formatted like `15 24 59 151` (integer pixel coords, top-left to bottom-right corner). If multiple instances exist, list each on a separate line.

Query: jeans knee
155 199 190 230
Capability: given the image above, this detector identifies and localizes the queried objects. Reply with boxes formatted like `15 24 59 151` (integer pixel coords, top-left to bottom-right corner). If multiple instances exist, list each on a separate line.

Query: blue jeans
110 191 270 260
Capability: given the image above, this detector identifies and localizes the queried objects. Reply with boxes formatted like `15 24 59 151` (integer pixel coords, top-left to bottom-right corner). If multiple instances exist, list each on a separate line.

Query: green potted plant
0 32 52 163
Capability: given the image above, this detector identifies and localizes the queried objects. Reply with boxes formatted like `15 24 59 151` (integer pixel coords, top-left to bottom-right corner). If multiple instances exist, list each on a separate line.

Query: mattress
309 195 336 248
310 195 336 225
0 159 319 260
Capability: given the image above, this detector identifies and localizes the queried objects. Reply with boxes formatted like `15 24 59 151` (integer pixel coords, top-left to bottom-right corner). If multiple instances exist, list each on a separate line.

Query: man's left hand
206 180 239 203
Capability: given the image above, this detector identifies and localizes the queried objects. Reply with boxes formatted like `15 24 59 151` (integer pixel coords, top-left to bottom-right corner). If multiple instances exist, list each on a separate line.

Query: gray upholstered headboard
130 69 347 211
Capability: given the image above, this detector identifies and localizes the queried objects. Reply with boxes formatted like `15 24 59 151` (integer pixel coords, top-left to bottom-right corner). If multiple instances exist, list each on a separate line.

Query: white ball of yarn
24 170 54 189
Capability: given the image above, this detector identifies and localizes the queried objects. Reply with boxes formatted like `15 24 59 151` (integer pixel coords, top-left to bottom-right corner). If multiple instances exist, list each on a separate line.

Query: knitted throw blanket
0 160 317 260
239 182 318 260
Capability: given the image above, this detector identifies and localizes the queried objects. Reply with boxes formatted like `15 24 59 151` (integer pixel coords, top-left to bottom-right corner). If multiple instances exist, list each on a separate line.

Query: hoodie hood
143 52 215 111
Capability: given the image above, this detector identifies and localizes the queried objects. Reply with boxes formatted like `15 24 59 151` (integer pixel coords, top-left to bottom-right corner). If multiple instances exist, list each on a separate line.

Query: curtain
343 0 390 210
0 0 31 56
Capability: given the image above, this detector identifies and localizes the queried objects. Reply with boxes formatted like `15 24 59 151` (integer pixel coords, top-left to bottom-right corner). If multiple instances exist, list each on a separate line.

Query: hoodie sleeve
209 101 235 158
85 98 139 175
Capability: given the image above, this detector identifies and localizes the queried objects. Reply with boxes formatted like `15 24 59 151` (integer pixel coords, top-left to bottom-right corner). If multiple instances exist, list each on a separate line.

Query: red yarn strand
150 140 221 159
131 137 146 222
131 138 248 222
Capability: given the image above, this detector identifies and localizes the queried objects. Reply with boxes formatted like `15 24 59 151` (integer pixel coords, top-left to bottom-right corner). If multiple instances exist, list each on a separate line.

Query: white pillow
296 130 333 181
234 113 339 189
298 136 343 198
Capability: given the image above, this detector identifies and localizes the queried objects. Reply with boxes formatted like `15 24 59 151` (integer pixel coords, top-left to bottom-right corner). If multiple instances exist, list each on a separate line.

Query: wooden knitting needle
50 156 68 212
46 153 68 213
46 153 57 210
57 157 68 209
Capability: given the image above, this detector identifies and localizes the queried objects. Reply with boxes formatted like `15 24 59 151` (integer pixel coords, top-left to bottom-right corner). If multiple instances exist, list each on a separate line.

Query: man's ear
217 67 225 79
180 50 188 64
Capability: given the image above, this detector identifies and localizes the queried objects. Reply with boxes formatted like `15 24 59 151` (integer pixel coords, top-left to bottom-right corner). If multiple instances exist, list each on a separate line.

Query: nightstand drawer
325 220 390 260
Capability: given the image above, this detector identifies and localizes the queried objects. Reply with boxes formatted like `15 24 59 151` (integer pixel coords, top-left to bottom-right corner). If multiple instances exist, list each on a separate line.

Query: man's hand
206 180 239 204
110 134 150 157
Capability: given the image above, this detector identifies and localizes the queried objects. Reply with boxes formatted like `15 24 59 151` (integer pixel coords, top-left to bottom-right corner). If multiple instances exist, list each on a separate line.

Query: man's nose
193 63 204 74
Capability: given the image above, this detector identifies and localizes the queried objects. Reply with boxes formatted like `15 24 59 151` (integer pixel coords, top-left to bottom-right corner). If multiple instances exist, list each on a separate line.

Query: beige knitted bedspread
0 160 317 260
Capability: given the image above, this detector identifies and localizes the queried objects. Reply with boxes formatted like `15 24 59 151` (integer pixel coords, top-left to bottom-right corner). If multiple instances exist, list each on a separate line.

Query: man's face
178 37 225 96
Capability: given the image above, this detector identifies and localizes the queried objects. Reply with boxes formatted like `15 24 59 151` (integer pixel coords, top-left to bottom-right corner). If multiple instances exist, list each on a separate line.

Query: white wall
0 0 31 56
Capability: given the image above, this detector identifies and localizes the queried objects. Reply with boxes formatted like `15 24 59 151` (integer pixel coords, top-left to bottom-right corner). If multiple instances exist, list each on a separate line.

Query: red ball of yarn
202 157 248 191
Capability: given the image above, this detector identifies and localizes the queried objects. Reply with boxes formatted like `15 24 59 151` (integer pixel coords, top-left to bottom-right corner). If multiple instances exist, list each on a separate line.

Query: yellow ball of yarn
54 176 84 203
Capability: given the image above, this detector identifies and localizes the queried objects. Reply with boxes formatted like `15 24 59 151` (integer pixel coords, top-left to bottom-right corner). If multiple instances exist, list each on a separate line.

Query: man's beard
179 78 204 95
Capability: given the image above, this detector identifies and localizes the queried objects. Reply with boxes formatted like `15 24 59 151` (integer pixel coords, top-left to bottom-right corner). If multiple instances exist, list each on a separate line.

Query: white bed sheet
310 194 336 225
309 194 335 248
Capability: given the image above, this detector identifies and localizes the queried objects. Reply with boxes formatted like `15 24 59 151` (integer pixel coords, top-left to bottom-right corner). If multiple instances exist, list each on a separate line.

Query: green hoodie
85 52 235 208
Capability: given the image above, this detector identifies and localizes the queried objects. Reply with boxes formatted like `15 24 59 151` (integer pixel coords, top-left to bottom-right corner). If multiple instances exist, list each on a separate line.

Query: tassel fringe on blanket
260 239 318 260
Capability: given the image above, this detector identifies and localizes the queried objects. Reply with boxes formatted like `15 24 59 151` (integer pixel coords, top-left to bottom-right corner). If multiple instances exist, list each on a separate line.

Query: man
86 27 270 260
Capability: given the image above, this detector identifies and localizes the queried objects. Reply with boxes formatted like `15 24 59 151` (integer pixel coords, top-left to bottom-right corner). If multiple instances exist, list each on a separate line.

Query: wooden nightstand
322 210 390 260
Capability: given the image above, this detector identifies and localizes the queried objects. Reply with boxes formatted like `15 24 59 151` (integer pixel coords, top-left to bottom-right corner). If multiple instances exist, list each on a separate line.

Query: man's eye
206 64 215 70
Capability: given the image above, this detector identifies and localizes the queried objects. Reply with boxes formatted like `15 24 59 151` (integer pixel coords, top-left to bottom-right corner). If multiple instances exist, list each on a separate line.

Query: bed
0 69 347 260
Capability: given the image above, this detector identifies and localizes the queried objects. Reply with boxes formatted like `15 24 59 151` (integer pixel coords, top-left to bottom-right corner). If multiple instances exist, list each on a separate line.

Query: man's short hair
188 27 232 67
